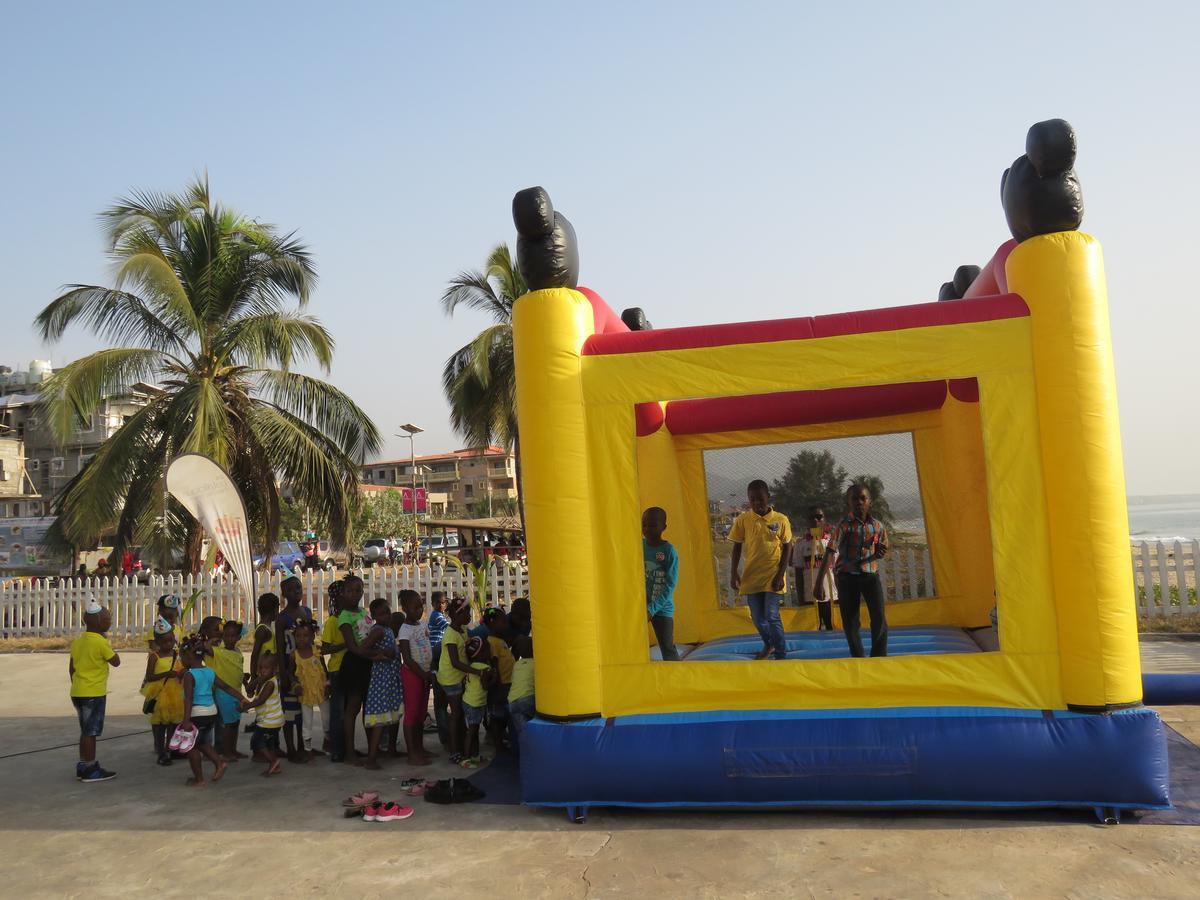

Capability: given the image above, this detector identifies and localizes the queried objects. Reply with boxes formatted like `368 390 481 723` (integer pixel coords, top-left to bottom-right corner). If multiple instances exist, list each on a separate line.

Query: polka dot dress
364 626 402 727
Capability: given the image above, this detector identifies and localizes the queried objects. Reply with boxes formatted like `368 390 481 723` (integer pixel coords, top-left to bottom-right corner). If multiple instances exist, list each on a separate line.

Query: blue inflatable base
520 706 1170 815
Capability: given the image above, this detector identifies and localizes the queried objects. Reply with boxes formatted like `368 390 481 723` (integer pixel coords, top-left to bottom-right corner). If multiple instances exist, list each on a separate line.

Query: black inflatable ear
513 186 579 290
937 264 981 301
621 307 652 331
1001 119 1084 242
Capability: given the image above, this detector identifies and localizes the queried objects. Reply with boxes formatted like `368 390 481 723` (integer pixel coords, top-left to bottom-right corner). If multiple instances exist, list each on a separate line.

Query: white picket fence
1132 539 1200 616
3 540 1196 638
0 563 531 639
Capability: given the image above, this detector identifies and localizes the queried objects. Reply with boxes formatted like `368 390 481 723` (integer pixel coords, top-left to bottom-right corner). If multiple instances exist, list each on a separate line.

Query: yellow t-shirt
508 657 534 703
488 636 515 684
210 646 244 690
70 631 115 697
437 627 468 686
728 508 793 595
464 661 491 708
320 616 345 672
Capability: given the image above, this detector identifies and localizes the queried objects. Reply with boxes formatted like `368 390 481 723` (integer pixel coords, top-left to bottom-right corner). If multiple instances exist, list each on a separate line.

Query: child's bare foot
755 646 772 660
363 758 382 771
262 760 283 777
212 761 228 782
408 754 433 766
186 777 207 787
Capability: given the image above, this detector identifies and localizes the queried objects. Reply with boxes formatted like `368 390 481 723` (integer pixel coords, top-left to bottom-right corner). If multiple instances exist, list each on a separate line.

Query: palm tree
35 178 380 570
440 244 526 527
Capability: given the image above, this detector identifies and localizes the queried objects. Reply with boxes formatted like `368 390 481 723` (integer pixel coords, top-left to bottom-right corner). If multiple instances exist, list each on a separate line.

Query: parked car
316 540 347 571
418 533 460 561
360 538 401 567
253 541 306 574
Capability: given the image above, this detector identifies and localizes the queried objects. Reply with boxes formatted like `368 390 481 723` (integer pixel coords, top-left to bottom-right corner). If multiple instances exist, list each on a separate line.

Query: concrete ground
2 644 1199 899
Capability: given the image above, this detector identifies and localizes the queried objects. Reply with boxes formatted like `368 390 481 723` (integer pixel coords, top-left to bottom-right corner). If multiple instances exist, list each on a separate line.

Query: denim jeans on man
745 592 788 659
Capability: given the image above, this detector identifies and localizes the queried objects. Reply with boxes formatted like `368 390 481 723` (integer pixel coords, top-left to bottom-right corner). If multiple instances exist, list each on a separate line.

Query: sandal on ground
341 790 380 808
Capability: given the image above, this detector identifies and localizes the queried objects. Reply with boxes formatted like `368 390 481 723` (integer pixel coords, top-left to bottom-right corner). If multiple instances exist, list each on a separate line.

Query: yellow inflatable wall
513 232 1140 720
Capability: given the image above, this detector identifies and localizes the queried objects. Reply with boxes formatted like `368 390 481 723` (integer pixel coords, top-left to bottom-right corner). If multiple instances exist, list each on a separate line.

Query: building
0 436 41 518
0 361 159 516
358 483 450 518
361 445 518 516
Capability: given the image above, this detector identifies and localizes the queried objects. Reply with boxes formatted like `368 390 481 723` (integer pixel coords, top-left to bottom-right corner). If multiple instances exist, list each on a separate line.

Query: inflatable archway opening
511 158 1165 813
638 379 992 646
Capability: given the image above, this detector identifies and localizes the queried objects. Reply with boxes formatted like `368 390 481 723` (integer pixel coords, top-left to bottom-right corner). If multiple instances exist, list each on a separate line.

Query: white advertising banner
166 454 254 595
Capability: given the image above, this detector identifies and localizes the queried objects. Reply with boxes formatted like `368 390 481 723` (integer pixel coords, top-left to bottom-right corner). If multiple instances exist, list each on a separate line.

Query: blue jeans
746 592 787 659
73 696 106 737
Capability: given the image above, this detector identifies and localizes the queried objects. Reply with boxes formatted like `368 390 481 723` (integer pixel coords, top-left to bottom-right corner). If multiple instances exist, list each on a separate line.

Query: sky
1 2 1197 494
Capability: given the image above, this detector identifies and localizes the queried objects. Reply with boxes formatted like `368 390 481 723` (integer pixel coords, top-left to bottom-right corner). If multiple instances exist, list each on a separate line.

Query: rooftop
364 445 510 467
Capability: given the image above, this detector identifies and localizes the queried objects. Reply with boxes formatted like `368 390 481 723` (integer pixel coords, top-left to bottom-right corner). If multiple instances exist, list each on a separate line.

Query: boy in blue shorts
642 506 680 661
69 598 121 782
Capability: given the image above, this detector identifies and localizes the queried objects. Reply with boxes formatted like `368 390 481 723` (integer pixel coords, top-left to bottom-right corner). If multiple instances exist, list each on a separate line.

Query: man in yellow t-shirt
69 600 121 782
728 479 793 660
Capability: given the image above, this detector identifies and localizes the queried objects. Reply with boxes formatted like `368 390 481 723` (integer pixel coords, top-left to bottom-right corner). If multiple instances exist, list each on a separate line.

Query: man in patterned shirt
815 483 890 657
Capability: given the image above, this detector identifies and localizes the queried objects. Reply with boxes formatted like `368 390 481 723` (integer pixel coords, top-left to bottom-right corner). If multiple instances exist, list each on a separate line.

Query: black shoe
80 764 117 783
157 754 172 766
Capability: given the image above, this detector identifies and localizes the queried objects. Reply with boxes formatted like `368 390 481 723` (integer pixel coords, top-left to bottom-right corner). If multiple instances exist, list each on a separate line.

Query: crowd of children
68 577 535 787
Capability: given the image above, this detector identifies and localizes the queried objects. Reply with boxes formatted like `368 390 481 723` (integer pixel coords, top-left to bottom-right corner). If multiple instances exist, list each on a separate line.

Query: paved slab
3 648 1199 898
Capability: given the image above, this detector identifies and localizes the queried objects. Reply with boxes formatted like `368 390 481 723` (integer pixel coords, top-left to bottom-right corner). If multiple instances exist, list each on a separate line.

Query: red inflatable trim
582 294 1028 356
962 240 1017 299
664 381 949 436
574 286 665 434
948 378 980 403
576 286 628 336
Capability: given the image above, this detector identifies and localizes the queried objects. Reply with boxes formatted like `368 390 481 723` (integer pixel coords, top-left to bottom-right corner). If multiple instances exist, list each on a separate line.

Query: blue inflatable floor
520 706 1170 817
685 625 984 661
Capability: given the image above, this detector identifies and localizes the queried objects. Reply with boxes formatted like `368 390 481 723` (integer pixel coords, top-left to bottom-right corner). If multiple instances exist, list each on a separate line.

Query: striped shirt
426 609 449 648
255 677 285 728
832 514 888 575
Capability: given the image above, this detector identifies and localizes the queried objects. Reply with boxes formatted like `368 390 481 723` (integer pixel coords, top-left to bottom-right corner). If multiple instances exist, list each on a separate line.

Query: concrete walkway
2 647 1199 898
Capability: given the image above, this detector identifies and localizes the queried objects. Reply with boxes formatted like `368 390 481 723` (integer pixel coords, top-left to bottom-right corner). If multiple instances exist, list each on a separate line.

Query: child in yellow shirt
69 599 120 782
460 636 494 769
143 618 184 766
729 479 793 660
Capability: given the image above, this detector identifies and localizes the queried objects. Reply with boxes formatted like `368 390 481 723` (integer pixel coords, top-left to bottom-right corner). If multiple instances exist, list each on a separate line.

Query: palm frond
37 349 168 445
215 311 334 372
35 285 190 353
485 244 526 303
254 370 382 461
246 402 361 547
50 402 166 547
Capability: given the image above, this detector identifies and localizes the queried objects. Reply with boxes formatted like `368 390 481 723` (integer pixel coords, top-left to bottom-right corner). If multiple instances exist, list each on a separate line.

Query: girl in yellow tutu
143 618 184 766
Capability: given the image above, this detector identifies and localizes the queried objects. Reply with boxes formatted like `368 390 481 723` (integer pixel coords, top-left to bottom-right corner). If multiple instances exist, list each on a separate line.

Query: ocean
888 495 1200 543
1127 495 1200 542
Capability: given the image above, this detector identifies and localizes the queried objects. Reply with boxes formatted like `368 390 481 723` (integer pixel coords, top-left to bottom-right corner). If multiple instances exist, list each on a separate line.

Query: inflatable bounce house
510 120 1176 822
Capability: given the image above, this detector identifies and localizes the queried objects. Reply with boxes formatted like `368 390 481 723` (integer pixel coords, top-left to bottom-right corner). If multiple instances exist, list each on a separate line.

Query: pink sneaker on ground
373 802 414 822
361 803 383 822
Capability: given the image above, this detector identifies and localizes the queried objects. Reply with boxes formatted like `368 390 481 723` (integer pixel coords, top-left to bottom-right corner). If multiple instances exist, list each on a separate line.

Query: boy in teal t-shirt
642 506 680 661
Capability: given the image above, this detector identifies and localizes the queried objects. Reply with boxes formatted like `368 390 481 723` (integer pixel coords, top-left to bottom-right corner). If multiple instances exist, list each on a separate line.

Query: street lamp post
397 423 424 522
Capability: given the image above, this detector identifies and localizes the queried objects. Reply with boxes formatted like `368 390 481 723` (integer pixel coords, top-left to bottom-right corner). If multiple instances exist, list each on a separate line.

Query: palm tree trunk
185 520 204 573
